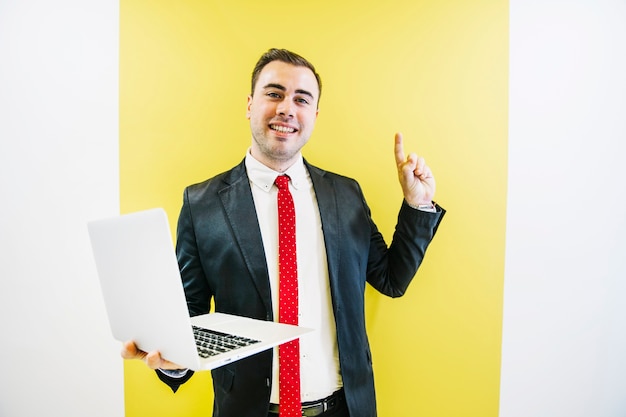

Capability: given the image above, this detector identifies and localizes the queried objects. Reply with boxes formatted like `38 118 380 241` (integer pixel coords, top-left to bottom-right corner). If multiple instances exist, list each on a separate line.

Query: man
123 48 445 417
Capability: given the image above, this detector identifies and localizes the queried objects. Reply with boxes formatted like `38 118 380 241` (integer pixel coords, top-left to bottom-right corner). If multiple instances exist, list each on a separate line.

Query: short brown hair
250 48 322 105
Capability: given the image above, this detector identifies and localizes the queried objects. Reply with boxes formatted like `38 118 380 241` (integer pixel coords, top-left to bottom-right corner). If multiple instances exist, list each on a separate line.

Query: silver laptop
87 208 312 371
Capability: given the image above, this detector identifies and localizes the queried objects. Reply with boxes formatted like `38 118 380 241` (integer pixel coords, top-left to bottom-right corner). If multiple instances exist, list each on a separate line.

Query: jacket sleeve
155 369 195 393
177 186 214 316
365 200 445 297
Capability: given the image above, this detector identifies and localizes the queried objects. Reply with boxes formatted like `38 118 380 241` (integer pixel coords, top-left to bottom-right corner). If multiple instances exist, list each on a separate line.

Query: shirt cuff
406 201 437 212
157 368 190 378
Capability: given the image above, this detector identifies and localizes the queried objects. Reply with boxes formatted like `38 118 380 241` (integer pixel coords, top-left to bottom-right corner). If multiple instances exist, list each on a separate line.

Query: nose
276 97 294 118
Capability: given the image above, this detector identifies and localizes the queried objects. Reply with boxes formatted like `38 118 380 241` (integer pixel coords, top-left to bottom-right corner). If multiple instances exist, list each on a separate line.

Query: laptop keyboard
192 325 261 358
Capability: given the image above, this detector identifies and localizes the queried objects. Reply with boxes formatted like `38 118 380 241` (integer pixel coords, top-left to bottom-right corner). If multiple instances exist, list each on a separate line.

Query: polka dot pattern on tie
274 175 301 417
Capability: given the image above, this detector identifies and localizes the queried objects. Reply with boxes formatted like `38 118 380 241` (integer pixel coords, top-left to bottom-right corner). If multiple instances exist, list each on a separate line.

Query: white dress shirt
245 151 343 403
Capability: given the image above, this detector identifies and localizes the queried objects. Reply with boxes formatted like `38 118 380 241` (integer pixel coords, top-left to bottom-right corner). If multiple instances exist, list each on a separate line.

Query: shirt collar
245 149 308 192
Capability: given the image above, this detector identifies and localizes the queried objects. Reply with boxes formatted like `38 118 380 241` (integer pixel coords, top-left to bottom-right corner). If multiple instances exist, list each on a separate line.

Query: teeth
271 125 295 133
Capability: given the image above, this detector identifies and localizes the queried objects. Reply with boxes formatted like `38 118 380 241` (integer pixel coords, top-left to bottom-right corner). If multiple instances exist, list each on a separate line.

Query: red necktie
275 175 301 417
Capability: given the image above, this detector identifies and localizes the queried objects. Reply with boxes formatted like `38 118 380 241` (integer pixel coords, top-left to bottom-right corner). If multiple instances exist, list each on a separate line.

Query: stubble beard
251 126 308 168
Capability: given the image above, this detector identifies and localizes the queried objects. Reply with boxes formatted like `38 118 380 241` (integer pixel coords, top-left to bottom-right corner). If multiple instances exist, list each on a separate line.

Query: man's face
247 60 319 171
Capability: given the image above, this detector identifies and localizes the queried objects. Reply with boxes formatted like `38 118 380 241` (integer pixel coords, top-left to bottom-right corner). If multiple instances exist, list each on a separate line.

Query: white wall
0 1 122 416
501 1 626 416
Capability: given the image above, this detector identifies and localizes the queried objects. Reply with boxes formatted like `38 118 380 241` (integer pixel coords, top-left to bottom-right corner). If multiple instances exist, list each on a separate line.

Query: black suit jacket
166 159 444 417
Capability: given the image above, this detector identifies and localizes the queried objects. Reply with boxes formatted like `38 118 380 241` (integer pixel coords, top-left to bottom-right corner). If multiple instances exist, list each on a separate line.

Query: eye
266 91 281 99
295 97 310 105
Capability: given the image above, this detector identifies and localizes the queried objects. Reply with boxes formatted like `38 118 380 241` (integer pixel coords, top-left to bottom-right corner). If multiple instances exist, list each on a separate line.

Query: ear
246 95 253 119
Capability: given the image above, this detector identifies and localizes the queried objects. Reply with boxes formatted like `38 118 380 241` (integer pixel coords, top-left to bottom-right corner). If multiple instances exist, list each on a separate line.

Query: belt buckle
301 396 335 417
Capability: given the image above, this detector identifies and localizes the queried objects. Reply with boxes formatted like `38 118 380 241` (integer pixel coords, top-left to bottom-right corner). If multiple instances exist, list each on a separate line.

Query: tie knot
274 175 290 190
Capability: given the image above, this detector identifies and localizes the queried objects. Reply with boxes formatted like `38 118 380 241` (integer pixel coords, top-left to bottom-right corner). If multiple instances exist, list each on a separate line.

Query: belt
268 389 344 417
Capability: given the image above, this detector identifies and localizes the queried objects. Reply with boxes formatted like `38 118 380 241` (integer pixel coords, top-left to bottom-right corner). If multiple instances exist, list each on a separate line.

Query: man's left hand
394 132 436 207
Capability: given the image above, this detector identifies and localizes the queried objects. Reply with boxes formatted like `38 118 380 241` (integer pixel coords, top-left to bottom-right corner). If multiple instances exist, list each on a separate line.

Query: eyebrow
263 83 315 100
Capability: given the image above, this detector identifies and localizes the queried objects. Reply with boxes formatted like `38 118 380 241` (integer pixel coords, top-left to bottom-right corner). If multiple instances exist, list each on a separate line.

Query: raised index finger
394 132 405 165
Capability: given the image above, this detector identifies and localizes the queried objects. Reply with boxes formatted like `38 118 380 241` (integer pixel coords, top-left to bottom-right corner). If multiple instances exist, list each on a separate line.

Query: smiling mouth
270 124 296 134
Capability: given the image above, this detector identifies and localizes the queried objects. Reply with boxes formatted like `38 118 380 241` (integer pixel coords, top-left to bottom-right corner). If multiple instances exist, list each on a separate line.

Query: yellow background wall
120 0 508 416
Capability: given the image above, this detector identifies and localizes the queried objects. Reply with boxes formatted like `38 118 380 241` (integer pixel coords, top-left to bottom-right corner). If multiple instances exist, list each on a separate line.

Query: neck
249 148 299 173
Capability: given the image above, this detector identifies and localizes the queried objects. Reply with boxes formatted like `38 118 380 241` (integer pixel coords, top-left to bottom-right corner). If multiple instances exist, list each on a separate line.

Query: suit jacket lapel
218 161 273 316
305 161 341 294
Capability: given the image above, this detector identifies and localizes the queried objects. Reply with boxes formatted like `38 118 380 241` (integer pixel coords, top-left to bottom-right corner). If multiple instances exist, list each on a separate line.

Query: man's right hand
121 341 185 370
